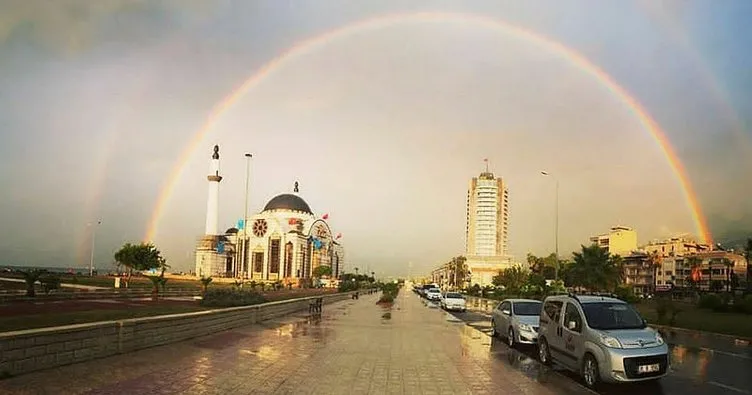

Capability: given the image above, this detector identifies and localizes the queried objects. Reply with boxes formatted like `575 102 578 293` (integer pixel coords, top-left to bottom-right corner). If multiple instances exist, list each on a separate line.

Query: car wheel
538 338 551 366
582 354 600 389
507 327 515 348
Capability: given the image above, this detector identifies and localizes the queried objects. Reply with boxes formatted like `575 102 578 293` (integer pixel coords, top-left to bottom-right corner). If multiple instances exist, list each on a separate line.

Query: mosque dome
262 194 313 215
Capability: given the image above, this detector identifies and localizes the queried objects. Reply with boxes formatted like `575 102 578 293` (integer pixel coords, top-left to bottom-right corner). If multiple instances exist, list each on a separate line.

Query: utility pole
541 171 559 281
240 153 252 279
89 220 101 277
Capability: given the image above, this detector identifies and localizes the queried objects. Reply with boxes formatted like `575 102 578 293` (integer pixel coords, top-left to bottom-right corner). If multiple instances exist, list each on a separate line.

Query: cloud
0 0 211 53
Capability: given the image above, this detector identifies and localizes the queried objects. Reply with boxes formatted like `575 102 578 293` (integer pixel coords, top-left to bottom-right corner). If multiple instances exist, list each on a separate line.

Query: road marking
708 381 750 394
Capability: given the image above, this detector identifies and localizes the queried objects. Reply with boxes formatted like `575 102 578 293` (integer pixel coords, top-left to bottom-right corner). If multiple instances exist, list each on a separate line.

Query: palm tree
686 255 702 293
744 238 752 293
569 244 621 292
200 277 213 295
722 258 734 293
19 269 45 297
645 251 663 293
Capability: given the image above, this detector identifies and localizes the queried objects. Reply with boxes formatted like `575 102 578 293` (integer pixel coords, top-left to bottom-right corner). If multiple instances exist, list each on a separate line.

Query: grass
636 301 752 339
1 273 229 290
0 289 342 333
0 305 208 333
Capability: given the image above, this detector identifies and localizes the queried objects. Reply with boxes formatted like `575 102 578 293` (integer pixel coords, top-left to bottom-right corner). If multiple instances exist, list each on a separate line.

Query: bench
309 297 323 313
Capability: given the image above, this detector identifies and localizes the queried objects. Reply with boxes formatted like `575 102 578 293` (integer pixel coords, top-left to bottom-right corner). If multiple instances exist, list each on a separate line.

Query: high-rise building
463 166 514 287
466 170 509 256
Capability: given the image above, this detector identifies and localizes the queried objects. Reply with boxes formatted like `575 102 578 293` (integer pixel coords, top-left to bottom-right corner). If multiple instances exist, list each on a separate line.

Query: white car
491 299 542 347
440 292 467 312
425 288 442 301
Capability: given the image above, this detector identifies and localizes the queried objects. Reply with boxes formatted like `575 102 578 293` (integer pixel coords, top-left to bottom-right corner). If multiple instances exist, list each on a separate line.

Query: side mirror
567 321 577 330
502 309 511 315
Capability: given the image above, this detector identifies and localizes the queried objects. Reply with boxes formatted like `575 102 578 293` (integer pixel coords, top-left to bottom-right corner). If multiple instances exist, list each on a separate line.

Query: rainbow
143 11 713 245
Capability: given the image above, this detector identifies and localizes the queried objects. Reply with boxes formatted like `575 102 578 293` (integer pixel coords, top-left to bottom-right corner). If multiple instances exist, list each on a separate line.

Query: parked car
425 288 442 302
440 292 467 311
491 299 542 347
537 294 669 388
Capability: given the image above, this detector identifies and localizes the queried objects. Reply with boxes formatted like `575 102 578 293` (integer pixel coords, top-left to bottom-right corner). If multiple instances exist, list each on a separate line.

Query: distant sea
0 265 106 274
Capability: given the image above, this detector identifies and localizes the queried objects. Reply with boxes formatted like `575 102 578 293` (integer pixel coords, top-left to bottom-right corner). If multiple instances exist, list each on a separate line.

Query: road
427 298 751 395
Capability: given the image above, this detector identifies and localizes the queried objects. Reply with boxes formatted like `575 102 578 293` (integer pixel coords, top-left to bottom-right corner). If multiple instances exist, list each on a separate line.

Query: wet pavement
445 298 752 395
1 290 595 395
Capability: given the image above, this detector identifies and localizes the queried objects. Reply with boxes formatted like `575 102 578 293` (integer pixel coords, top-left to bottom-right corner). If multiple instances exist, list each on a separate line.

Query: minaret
205 145 222 235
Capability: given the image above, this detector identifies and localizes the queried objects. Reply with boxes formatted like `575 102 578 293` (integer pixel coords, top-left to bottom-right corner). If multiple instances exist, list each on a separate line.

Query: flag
322 213 329 220
336 233 342 239
237 219 245 230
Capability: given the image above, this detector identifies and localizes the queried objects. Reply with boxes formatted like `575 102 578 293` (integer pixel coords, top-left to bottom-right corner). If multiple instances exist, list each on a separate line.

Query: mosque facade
193 146 344 284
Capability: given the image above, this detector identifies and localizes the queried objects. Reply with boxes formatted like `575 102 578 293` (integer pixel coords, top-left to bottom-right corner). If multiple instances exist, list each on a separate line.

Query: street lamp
89 220 101 277
540 171 559 281
239 153 252 279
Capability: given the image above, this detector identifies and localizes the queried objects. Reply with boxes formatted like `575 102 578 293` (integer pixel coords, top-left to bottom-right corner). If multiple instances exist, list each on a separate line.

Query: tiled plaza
0 290 589 395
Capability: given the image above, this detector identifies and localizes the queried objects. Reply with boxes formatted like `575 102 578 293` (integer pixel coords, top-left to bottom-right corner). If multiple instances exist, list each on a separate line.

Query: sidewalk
0 290 590 395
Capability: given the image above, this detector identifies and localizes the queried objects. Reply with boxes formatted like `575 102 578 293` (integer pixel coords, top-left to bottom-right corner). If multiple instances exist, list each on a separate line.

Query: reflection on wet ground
449 299 751 395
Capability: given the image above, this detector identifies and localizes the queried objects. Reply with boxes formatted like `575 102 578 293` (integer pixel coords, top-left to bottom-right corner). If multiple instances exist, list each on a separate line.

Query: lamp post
239 153 252 279
541 171 559 281
89 220 101 277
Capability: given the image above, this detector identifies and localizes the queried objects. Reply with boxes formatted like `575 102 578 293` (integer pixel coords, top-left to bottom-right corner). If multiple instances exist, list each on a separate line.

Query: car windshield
428 289 440 293
445 293 463 299
581 302 646 330
512 302 541 316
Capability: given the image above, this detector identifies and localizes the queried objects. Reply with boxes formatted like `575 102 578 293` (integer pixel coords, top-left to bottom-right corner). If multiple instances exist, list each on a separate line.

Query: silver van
537 294 669 388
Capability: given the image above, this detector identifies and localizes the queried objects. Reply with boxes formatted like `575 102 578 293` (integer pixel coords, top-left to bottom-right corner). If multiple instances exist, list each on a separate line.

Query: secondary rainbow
144 11 713 245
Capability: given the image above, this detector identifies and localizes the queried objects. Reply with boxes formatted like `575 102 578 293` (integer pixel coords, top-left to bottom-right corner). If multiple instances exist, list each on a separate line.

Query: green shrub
200 288 267 307
740 294 752 315
40 274 61 294
377 294 394 304
655 298 682 325
615 285 640 304
339 280 359 292
698 293 724 311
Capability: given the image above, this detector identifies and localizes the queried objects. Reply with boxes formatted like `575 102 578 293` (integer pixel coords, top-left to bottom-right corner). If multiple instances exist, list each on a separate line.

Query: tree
492 266 529 294
19 269 44 297
744 238 752 293
722 258 734 292
686 255 702 293
645 251 663 293
200 277 213 295
449 256 468 289
568 244 622 292
527 253 558 280
113 242 168 288
312 265 332 278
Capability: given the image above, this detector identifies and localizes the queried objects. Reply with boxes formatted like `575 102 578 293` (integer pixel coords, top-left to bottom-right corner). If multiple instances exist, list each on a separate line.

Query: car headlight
655 332 665 346
518 324 533 332
598 333 623 349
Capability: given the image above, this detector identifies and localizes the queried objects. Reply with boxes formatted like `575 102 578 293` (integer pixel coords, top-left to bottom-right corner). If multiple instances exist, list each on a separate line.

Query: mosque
194 145 345 285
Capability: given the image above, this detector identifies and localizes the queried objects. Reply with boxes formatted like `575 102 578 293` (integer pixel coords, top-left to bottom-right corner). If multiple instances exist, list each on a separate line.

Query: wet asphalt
422 297 751 395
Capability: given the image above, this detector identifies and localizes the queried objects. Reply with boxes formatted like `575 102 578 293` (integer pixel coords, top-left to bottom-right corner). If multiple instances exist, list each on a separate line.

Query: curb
649 323 752 343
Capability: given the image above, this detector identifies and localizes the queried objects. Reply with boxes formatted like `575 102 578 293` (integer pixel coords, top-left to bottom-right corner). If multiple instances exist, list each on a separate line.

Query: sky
0 0 750 277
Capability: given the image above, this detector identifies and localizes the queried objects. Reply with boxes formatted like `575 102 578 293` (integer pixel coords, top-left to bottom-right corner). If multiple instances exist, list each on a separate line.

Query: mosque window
270 239 281 274
253 219 268 237
285 242 293 277
253 252 264 273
